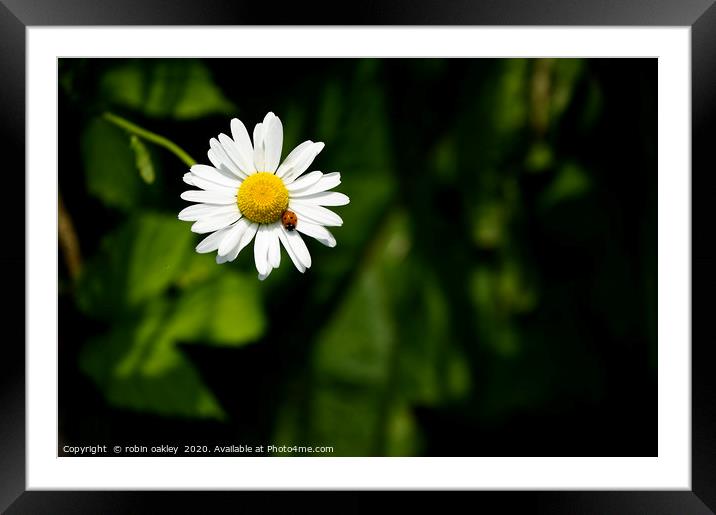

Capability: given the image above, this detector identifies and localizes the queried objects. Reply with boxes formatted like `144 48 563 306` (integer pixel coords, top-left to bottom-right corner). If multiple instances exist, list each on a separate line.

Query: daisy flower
178 112 349 280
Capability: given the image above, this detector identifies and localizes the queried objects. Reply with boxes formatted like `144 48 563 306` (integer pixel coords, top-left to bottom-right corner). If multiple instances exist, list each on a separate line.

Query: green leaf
130 135 156 184
525 141 554 173
76 212 266 418
494 59 530 134
78 269 265 419
539 162 591 209
169 272 266 346
550 59 585 121
76 213 195 319
82 117 147 210
99 59 236 119
79 299 226 419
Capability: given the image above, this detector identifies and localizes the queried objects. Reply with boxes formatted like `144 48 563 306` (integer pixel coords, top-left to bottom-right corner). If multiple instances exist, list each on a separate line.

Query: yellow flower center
237 172 289 224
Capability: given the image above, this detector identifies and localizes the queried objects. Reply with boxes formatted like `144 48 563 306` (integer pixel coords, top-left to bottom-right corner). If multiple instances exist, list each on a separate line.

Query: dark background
58 58 656 457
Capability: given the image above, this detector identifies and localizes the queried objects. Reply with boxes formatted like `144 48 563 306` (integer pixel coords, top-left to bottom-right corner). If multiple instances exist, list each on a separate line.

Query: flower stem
102 112 197 167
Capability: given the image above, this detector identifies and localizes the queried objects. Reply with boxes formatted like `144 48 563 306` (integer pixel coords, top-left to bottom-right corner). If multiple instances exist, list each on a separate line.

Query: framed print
1 0 714 512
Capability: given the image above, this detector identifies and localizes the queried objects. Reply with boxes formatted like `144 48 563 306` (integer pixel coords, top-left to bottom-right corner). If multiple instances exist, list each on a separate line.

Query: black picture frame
1 1 713 512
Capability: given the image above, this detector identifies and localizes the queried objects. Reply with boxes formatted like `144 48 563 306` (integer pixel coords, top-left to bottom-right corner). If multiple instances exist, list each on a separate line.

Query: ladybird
281 210 298 231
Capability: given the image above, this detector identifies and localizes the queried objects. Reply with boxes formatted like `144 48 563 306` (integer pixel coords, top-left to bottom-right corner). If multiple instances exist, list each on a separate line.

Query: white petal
183 173 194 186
186 174 239 194
179 203 238 222
207 148 220 168
207 149 241 179
219 133 253 177
230 118 257 174
181 190 236 204
191 212 242 234
258 268 272 281
275 141 313 178
263 114 283 173
238 222 259 254
284 228 312 269
218 218 250 256
262 112 277 126
210 138 245 178
253 225 271 275
291 191 349 206
291 172 341 196
216 240 241 264
286 171 323 193
290 202 343 227
195 225 233 254
277 142 325 184
216 221 257 263
253 122 266 172
190 164 241 188
296 221 336 247
277 227 305 273
268 224 281 268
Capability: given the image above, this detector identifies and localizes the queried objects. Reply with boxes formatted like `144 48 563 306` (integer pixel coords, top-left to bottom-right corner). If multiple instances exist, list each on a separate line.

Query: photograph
0 0 708 507
57 57 657 458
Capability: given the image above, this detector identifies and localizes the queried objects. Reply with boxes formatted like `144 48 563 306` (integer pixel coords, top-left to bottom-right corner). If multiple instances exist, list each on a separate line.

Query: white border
27 27 690 489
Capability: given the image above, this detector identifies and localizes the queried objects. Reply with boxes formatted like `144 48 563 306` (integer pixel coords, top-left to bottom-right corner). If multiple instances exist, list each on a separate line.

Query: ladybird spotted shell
281 210 298 231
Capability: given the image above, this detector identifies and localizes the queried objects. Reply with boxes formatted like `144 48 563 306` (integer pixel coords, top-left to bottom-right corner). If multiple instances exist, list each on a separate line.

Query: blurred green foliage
75 213 264 418
82 117 149 210
59 58 656 456
130 135 156 184
99 59 236 119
